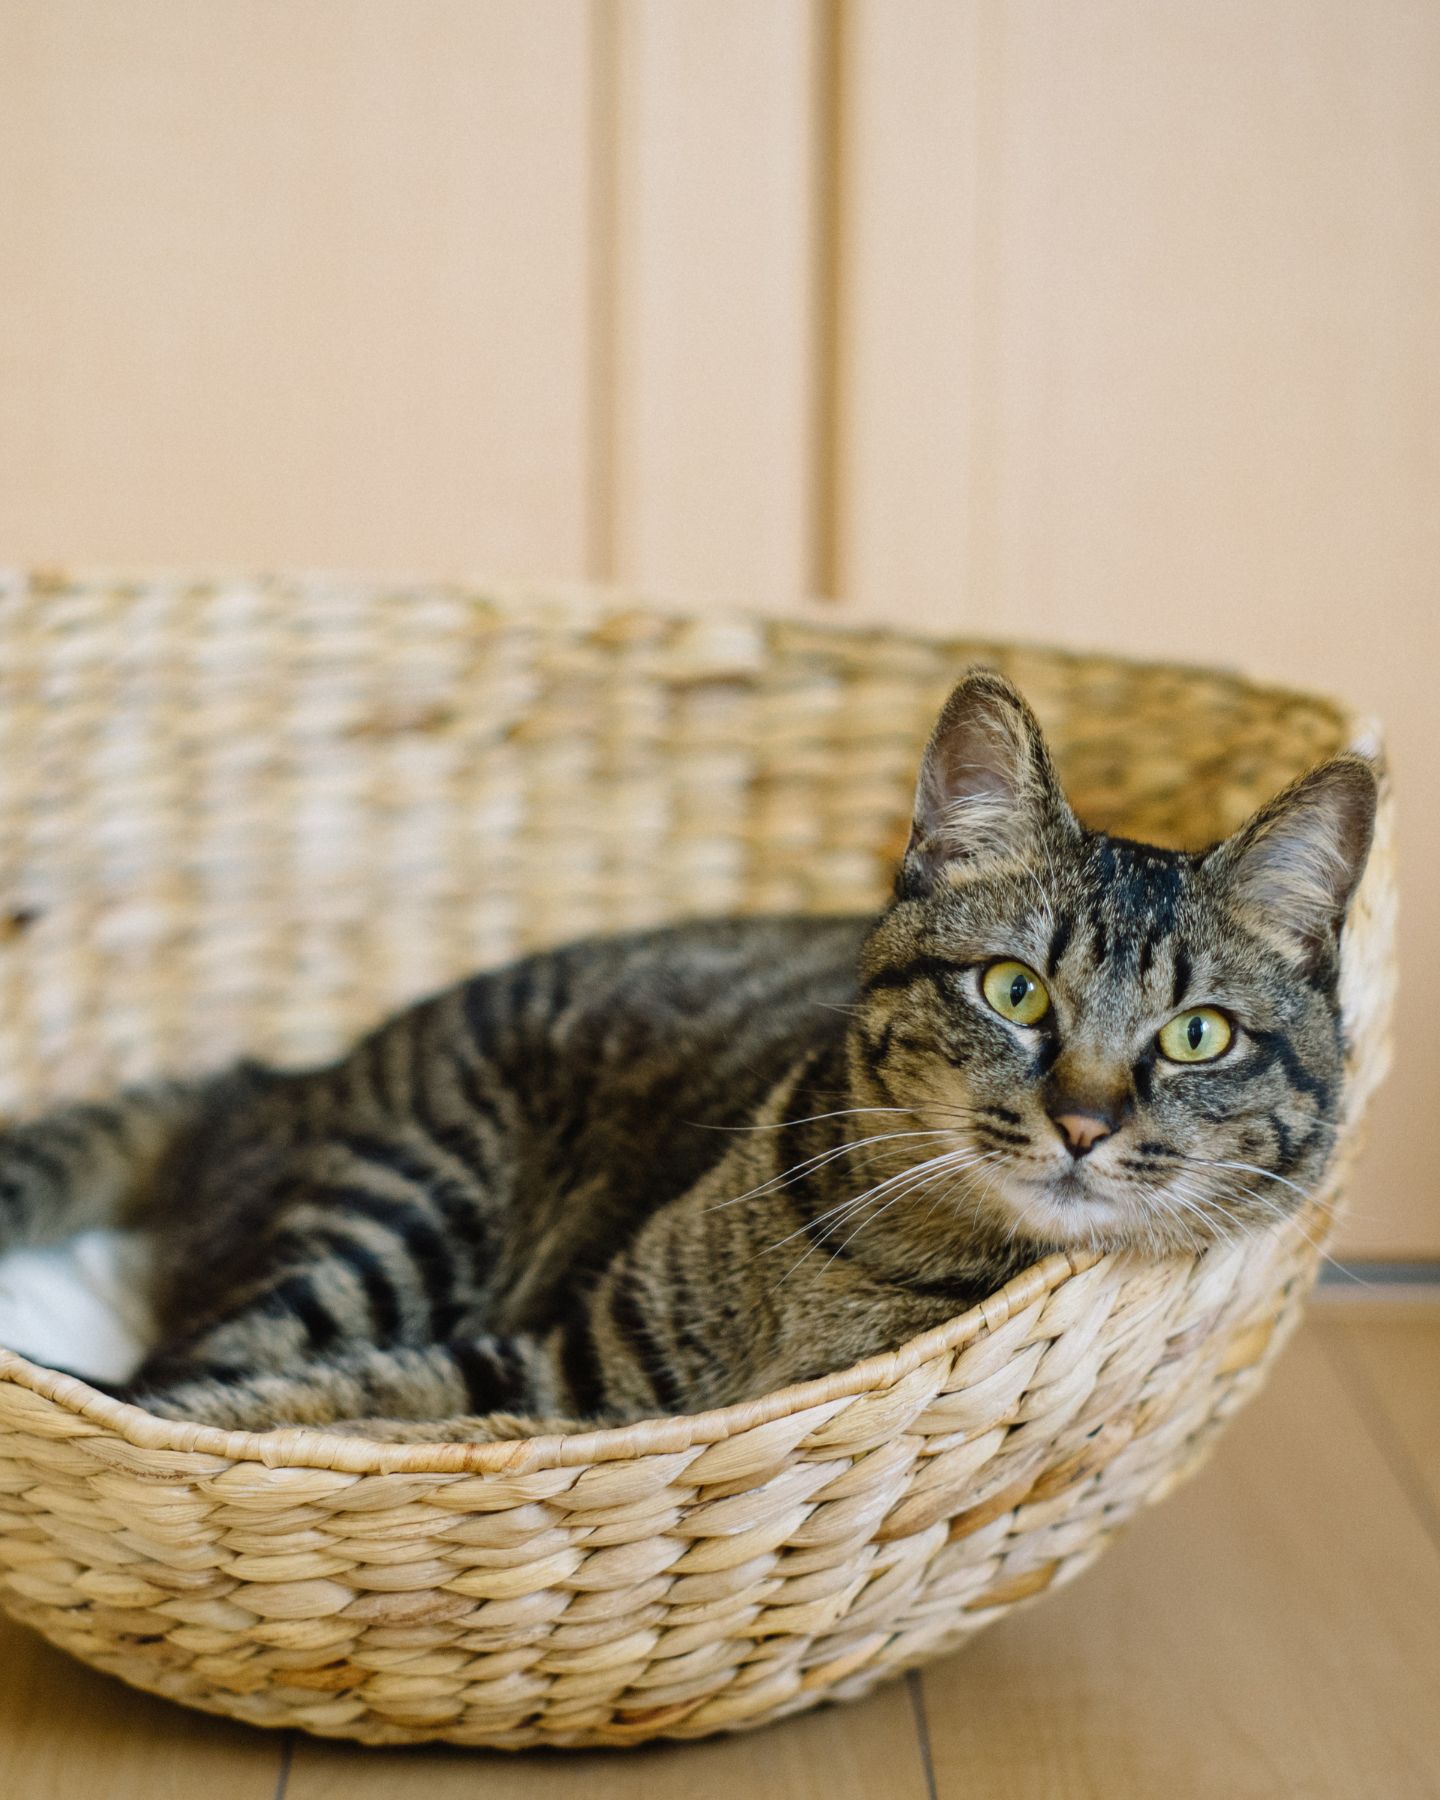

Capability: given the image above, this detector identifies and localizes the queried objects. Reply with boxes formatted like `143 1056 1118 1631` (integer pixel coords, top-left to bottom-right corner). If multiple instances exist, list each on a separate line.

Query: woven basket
0 572 1395 1749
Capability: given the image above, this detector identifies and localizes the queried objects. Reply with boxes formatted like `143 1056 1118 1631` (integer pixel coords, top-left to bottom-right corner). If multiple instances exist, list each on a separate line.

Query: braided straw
0 573 1395 1747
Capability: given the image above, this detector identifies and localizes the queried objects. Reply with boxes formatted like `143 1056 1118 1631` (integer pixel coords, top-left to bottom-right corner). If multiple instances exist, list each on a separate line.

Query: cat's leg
0 1081 202 1251
121 1125 581 1431
133 1056 521 1394
119 977 609 1433
125 1329 573 1432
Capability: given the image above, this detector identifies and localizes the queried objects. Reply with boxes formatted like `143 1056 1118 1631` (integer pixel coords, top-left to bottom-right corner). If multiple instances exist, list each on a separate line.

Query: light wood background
1 1 1436 1255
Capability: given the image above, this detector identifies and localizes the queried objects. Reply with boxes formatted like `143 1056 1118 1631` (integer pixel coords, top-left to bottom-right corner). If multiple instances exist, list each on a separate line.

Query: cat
0 671 1376 1437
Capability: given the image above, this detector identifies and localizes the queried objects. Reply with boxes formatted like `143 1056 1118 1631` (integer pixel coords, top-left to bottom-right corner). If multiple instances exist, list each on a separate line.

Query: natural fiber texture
0 572 1395 1748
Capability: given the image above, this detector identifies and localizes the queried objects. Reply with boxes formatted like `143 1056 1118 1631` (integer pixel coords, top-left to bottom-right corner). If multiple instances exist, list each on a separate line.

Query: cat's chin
1003 1171 1124 1246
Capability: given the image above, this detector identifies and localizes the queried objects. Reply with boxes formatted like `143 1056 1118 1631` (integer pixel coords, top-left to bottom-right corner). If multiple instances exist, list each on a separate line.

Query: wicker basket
0 572 1395 1749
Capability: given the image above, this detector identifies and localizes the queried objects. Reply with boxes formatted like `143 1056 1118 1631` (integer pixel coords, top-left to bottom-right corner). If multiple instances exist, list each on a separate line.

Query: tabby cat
0 672 1376 1436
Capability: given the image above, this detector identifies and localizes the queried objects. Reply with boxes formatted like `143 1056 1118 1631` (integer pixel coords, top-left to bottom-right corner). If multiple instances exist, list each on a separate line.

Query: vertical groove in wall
585 0 621 584
964 0 1006 613
812 0 847 604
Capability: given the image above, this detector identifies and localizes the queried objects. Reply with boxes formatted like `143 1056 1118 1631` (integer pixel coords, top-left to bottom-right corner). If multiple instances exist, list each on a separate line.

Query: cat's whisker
1171 1169 1308 1231
1152 1182 1237 1248
816 1152 1004 1272
761 1168 929 1258
1178 1157 1314 1203
1169 1173 1340 1261
695 1106 917 1134
959 1155 1014 1240
918 1153 1006 1229
1156 1172 1358 1283
770 1148 985 1253
763 1146 999 1279
1133 1181 1204 1252
706 1127 963 1216
860 1148 1003 1223
760 1158 943 1254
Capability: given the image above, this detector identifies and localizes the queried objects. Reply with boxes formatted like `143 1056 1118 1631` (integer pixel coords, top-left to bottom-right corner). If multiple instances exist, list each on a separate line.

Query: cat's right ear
901 670 1077 890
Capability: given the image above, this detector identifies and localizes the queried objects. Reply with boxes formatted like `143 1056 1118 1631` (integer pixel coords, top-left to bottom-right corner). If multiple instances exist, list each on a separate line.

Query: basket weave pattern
0 574 1395 1747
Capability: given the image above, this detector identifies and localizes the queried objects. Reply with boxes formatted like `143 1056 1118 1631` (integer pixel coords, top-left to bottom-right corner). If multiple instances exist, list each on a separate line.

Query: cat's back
463 912 867 1098
430 913 872 1320
536 912 868 1052
462 912 870 1201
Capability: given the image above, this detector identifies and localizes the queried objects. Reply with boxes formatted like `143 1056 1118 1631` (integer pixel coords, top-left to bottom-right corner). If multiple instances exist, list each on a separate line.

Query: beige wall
1 0 1436 1254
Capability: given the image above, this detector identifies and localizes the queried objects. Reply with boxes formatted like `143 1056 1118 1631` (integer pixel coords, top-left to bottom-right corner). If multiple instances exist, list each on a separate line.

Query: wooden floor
2 1309 1437 1799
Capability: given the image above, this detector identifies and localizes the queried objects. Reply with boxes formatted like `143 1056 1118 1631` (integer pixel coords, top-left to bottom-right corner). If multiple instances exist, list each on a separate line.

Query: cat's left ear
1207 755 1378 970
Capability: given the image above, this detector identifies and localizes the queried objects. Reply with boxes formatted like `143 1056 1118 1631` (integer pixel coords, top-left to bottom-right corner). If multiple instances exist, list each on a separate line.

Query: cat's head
856 670 1377 1254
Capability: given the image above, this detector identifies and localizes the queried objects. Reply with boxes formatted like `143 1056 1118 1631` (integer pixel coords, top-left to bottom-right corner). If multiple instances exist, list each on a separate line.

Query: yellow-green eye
1158 1007 1233 1064
981 960 1050 1027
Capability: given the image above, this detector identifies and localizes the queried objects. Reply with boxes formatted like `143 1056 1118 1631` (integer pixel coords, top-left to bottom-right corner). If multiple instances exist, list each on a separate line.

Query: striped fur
0 674 1376 1436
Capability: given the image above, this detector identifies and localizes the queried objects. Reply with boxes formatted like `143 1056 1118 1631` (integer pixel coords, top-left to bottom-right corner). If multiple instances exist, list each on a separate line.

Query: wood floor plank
0 1610 280 1800
285 1675 930 1800
1316 1312 1440 1521
918 1326 1440 1799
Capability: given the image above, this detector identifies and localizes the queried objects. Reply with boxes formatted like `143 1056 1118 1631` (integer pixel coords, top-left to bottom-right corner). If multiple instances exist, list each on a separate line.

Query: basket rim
7 567 1377 756
0 1246 1120 1476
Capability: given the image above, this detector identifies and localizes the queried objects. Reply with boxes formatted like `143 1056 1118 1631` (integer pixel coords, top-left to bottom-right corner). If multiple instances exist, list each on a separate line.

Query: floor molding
1315 1260 1440 1303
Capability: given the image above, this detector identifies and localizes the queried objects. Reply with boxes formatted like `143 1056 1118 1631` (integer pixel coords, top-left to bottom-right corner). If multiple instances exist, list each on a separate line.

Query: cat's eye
1157 1007 1233 1064
981 960 1051 1027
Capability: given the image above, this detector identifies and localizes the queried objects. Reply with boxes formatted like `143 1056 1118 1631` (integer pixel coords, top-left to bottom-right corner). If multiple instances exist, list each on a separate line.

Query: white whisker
1179 1157 1313 1203
705 1127 957 1214
762 1146 1001 1288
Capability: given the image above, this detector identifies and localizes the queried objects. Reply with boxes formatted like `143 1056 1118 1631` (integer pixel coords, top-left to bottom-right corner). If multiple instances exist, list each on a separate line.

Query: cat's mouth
1047 1169 1097 1202
1007 1166 1122 1242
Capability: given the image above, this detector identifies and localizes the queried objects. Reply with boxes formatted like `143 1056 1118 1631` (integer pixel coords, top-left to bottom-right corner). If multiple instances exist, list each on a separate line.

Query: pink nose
1052 1112 1114 1154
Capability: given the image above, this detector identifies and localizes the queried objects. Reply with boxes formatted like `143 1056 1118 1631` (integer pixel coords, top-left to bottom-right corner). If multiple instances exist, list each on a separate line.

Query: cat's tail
0 1078 217 1253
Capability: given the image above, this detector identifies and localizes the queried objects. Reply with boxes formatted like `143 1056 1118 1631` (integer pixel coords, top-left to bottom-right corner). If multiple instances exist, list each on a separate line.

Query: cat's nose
1050 1111 1115 1156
